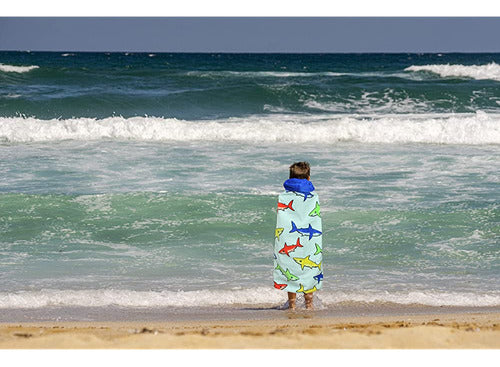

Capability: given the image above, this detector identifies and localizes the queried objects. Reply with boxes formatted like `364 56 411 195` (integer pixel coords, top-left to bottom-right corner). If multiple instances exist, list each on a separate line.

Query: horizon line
2 50 500 54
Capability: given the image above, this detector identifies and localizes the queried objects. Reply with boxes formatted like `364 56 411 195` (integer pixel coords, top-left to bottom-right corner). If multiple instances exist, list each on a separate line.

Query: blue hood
283 178 315 195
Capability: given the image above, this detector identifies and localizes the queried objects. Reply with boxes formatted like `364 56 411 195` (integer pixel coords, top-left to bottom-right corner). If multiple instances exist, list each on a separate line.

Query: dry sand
0 312 499 349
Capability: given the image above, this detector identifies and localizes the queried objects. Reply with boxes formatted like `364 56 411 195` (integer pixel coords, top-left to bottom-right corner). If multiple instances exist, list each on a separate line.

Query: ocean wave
303 90 436 114
0 288 498 308
186 70 425 80
1 113 499 145
186 70 346 78
405 62 500 81
0 63 39 73
1 93 22 99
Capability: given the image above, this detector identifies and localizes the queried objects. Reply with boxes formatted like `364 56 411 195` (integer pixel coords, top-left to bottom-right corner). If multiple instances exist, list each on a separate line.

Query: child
273 161 323 310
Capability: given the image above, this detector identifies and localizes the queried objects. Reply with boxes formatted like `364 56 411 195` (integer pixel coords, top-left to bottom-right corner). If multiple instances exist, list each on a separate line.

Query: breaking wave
405 62 500 81
186 70 425 80
0 288 499 308
1 112 499 145
186 70 345 78
303 90 435 114
0 63 39 73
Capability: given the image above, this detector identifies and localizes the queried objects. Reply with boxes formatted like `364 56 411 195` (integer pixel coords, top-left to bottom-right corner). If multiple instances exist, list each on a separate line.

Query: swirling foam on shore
0 288 498 308
405 62 500 81
0 63 39 73
1 112 499 145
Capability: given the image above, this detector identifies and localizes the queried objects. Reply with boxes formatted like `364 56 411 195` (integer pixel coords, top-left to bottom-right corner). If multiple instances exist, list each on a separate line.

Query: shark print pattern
293 255 322 271
289 221 322 240
309 202 321 217
296 284 318 294
278 238 303 257
277 200 295 211
274 281 288 290
313 273 324 284
286 190 314 202
273 181 323 294
275 228 284 240
314 243 322 255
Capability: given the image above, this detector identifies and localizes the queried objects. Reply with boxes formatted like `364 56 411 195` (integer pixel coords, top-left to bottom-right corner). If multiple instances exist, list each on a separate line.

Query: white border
1 0 500 16
0 349 499 367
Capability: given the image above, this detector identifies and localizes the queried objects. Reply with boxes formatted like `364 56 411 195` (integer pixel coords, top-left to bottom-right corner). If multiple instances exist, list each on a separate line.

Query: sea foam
1 112 499 145
186 70 422 80
0 63 39 73
0 288 498 308
186 70 345 78
405 62 500 81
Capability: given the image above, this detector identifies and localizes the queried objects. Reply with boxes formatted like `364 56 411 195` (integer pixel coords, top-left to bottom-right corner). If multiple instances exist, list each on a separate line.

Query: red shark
278 238 303 257
274 281 287 290
277 200 294 211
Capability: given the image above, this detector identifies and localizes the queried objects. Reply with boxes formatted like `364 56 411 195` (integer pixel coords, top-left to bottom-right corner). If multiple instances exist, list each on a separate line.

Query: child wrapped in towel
273 161 323 310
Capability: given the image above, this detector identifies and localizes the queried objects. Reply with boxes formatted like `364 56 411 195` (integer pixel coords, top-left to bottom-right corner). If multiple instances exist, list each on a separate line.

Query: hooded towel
273 178 323 293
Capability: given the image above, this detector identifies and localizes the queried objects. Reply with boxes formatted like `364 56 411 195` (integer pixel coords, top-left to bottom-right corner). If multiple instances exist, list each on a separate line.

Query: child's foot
305 293 314 310
287 292 297 311
287 299 296 310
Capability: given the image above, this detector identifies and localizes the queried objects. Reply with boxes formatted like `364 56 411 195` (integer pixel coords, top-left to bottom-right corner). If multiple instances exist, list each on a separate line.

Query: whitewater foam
186 70 425 80
405 62 500 81
0 63 39 73
186 70 345 78
1 113 499 145
0 288 498 308
303 89 435 114
2 94 21 99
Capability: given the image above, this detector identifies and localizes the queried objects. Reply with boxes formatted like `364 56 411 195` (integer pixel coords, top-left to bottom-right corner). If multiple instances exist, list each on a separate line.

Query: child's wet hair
289 161 310 179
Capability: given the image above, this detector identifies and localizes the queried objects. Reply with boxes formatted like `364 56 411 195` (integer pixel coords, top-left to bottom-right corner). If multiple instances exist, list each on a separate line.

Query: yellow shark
275 227 284 240
293 255 321 271
297 284 317 294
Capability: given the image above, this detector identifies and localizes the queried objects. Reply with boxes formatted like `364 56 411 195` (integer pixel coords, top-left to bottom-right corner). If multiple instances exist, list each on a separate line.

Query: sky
0 17 500 53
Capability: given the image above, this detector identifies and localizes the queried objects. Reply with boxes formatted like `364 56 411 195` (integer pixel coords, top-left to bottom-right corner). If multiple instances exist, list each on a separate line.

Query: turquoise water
0 52 499 308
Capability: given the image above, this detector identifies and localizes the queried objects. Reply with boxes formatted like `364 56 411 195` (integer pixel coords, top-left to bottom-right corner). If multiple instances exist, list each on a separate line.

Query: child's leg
287 292 296 310
304 293 313 309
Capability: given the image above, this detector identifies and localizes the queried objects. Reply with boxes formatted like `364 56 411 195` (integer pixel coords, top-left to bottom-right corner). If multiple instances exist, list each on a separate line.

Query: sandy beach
1 312 499 349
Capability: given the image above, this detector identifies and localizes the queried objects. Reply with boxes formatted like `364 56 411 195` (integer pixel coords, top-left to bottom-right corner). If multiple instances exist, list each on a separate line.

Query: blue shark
289 221 322 240
286 190 314 201
313 272 323 284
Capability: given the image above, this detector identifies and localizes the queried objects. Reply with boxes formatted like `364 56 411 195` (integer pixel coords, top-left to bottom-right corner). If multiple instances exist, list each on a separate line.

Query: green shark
275 264 299 281
308 201 321 217
314 243 322 255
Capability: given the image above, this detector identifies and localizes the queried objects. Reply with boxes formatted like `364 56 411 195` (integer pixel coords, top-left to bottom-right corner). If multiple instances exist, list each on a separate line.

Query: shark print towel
273 178 323 294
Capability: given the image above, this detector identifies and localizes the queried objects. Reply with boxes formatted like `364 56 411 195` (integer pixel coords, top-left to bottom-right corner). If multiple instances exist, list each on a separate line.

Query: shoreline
1 303 499 323
0 308 499 349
